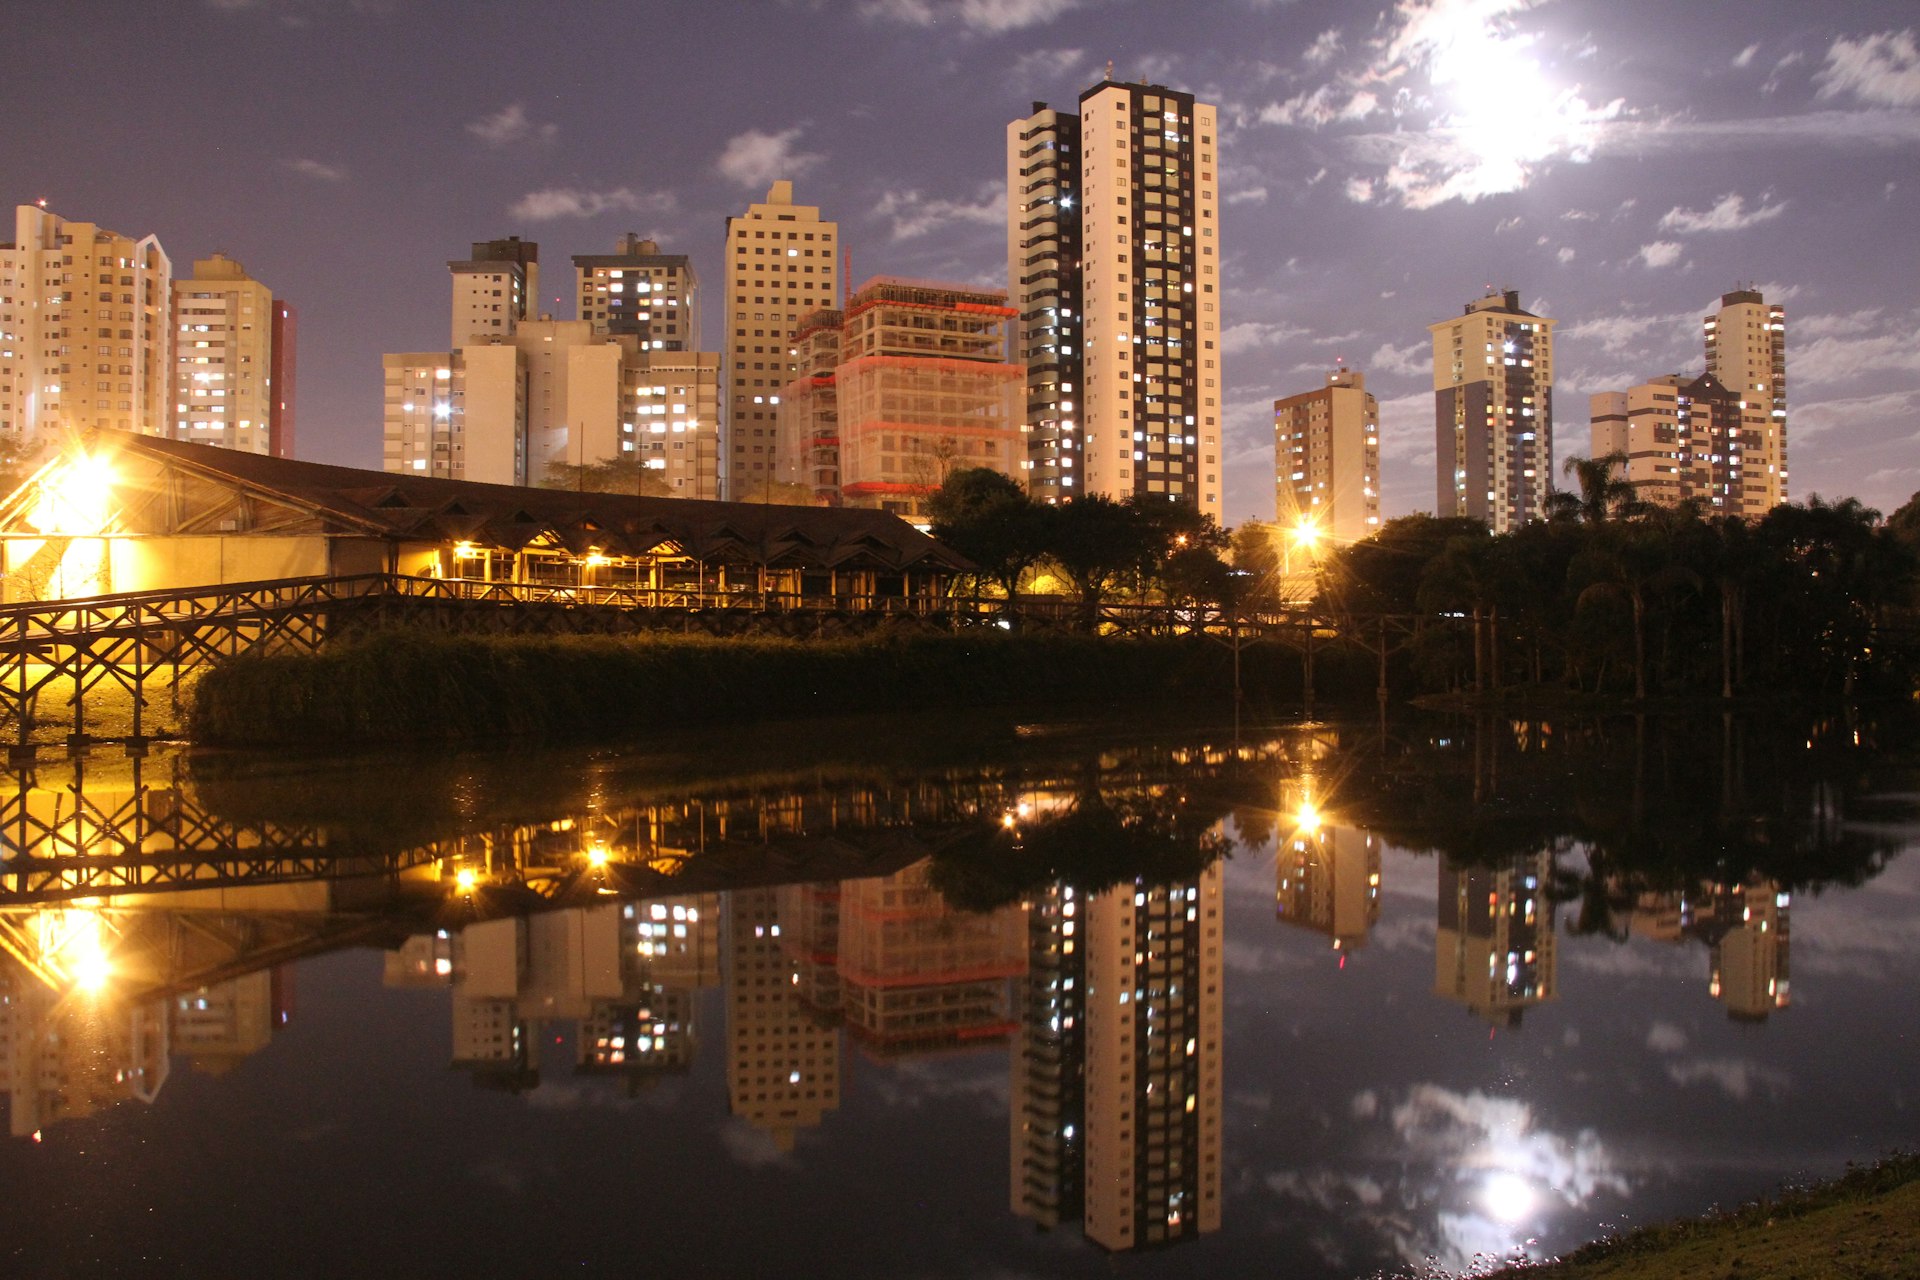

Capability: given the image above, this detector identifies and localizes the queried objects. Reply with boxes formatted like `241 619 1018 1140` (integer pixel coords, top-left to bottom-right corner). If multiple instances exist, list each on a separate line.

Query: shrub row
189 628 1377 746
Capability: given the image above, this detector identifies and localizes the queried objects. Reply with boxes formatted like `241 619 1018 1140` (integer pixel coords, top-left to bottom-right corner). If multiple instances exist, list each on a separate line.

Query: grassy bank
189 628 1375 746
1482 1156 1920 1280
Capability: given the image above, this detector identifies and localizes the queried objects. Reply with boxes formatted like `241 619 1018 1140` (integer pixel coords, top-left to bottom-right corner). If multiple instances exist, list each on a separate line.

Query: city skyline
6 0 1917 525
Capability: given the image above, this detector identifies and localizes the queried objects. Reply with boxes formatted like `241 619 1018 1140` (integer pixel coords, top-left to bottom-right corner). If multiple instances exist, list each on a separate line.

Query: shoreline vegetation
1473 1154 1920 1280
188 629 1374 746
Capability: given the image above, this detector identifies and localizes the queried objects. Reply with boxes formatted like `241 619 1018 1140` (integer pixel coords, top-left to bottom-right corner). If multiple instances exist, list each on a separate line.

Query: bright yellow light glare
455 868 478 892
1292 521 1321 549
587 844 610 867
1296 802 1322 834
30 452 118 536
452 541 481 559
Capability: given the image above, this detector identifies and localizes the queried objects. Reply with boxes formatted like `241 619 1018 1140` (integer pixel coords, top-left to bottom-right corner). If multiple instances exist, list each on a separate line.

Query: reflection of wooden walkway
0 572 1420 756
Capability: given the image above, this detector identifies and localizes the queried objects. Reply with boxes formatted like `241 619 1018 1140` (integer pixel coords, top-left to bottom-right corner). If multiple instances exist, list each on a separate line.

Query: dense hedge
189 628 1376 746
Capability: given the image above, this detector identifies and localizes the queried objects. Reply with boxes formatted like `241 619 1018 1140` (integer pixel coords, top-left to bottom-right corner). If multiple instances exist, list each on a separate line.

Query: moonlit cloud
1222 319 1311 354
1636 240 1684 269
507 186 673 222
1657 191 1787 234
860 0 1081 34
716 127 825 189
1815 29 1920 107
873 183 1005 240
284 157 346 182
467 103 557 148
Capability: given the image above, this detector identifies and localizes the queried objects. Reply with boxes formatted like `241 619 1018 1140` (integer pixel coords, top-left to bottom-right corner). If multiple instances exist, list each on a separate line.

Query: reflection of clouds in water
1646 1020 1689 1053
1790 912 1920 982
1562 942 1695 980
1365 914 1433 954
1222 937 1321 976
1394 1085 1629 1268
1267 1083 1629 1273
1665 1058 1791 1102
866 1054 1009 1114
718 1118 794 1169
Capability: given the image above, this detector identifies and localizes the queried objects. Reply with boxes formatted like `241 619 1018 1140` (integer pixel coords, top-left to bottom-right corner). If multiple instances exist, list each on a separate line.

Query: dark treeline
930 460 1920 702
1320 459 1920 701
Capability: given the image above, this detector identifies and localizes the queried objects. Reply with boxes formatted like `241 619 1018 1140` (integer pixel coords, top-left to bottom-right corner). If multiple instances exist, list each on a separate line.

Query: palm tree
1553 452 1638 525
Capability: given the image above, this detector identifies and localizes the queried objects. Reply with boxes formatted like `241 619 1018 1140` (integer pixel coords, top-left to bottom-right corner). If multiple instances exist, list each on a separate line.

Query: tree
926 467 1054 603
1048 494 1154 623
540 454 672 498
1549 452 1638 525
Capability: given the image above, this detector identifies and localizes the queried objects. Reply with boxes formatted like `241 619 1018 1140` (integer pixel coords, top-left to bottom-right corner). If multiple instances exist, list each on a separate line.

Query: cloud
467 102 557 148
1368 339 1427 377
1562 308 1694 353
1815 28 1920 106
1636 240 1684 269
1008 46 1084 82
284 157 346 182
860 0 1080 34
716 127 824 189
1794 389 1920 446
1794 307 1884 340
1658 191 1787 234
1226 185 1270 205
1733 42 1761 69
1303 27 1343 66
1221 319 1310 355
873 183 1004 240
1794 330 1920 384
506 186 674 222
1556 246 1576 263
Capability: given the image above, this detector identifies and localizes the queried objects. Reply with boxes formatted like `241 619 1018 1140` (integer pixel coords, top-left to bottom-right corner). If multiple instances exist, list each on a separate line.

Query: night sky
8 0 1917 525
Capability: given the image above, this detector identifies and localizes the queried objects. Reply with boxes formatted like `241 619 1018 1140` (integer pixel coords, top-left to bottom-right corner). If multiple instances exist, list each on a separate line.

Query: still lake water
1 712 1916 1278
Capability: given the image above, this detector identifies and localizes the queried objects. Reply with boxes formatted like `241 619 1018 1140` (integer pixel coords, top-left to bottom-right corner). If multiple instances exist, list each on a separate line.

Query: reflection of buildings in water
835 860 1025 1056
1435 854 1557 1027
1626 879 1791 1021
173 968 293 1076
1274 823 1381 953
778 882 844 1019
725 886 840 1152
0 957 290 1138
1011 863 1225 1253
386 895 721 1093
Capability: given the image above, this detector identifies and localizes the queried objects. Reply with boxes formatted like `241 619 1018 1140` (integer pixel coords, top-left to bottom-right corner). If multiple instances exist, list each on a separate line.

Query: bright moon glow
1379 1 1624 206
1482 1171 1537 1223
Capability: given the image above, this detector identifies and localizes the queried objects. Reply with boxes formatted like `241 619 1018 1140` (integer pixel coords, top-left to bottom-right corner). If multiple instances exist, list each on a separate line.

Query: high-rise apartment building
0 204 173 450
775 278 1023 515
172 253 289 457
1589 372 1775 517
1007 81 1223 519
269 299 297 457
387 241 720 497
450 236 538 347
722 182 839 501
1430 289 1554 533
574 234 698 348
1704 288 1787 508
1273 368 1380 542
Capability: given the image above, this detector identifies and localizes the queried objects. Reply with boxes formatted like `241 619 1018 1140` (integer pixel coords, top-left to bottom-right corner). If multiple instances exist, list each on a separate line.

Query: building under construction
777 278 1023 517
